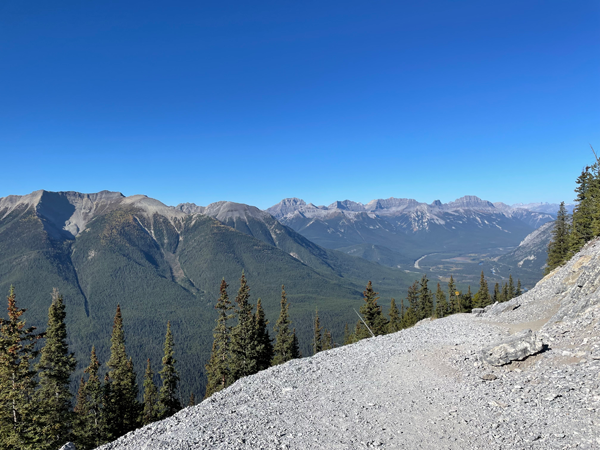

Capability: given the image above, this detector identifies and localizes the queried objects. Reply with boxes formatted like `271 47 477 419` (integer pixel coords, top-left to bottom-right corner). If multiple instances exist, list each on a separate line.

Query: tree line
0 287 182 450
546 156 600 273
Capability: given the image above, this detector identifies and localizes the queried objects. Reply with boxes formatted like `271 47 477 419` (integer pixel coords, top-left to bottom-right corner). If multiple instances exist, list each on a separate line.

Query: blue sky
1 1 598 209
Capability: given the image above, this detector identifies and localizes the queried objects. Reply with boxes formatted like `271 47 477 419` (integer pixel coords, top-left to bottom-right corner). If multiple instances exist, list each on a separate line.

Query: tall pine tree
35 289 77 450
142 359 158 426
434 283 448 318
204 279 234 399
313 308 323 354
387 299 402 333
473 272 491 308
272 285 295 365
157 322 180 420
417 275 433 320
546 201 571 273
230 273 259 380
105 305 139 438
0 287 41 450
356 281 388 340
254 299 273 371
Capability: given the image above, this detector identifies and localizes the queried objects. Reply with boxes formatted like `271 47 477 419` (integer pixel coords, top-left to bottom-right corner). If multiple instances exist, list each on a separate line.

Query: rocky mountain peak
328 200 365 212
446 195 495 210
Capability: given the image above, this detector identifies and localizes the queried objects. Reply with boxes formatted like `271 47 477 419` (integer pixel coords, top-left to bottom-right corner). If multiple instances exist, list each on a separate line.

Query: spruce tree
0 286 41 450
204 279 233 398
106 305 139 438
272 286 295 365
141 359 158 426
447 276 460 315
474 271 491 308
313 308 323 354
73 347 106 450
387 299 402 333
343 323 352 345
462 286 473 312
546 202 571 273
254 299 273 372
508 275 516 300
35 289 77 450
322 329 333 351
516 280 522 297
417 275 434 320
157 322 181 420
492 283 500 304
230 273 259 380
401 281 419 328
434 283 448 318
356 281 388 340
290 328 302 359
570 166 595 256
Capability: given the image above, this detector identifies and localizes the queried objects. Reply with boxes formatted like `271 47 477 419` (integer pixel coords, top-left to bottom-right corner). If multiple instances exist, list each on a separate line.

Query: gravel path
99 241 600 450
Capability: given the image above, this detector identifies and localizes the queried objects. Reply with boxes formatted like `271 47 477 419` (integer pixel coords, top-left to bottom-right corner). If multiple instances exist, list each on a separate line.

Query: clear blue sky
1 1 598 209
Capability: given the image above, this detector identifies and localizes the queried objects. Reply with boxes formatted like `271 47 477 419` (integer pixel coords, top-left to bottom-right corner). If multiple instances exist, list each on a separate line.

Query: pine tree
492 283 500 304
570 166 595 256
447 276 460 315
272 285 295 365
106 305 139 438
204 279 234 399
0 286 42 450
434 283 448 318
290 329 302 359
401 281 419 328
546 202 572 273
474 271 491 308
157 322 181 420
141 359 158 426
254 298 273 371
356 281 388 340
516 280 522 297
462 286 473 312
500 283 509 303
387 299 402 333
417 275 434 320
34 289 77 450
230 273 259 380
73 347 106 450
343 323 352 345
313 308 323 354
508 275 516 300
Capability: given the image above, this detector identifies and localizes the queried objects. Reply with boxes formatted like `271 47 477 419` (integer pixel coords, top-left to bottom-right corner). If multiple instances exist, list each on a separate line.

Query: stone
480 329 544 366
480 373 498 381
59 443 76 450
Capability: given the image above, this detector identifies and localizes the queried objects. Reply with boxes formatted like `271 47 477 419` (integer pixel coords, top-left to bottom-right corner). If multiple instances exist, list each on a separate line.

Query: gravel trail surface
99 240 600 450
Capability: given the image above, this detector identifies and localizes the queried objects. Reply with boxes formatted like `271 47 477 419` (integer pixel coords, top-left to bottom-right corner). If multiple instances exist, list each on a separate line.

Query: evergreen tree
434 283 448 318
343 323 352 345
34 289 77 450
106 305 139 438
313 308 323 354
188 393 195 407
492 283 500 304
570 165 596 256
387 299 402 333
74 346 106 450
0 286 42 450
290 329 302 359
447 276 460 315
546 202 572 273
500 283 509 303
272 285 295 365
204 279 234 399
157 322 181 420
401 281 419 328
230 273 259 380
474 272 491 308
254 299 273 371
141 359 158 426
516 280 522 297
322 329 333 351
417 275 434 320
508 275 516 300
461 286 473 312
356 281 388 340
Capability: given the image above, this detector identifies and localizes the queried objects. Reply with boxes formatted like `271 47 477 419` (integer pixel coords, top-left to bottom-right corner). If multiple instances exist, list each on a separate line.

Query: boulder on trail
481 329 544 366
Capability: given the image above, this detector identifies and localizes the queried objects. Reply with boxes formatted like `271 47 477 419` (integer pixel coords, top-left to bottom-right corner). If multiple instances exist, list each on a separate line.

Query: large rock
481 329 544 366
59 443 76 450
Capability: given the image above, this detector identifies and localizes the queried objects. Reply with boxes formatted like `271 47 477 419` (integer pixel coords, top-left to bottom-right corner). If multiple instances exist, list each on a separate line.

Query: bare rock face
481 329 544 366
59 443 76 450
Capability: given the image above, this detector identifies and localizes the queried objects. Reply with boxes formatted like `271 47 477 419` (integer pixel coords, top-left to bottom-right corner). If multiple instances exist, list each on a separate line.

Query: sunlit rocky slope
98 238 600 450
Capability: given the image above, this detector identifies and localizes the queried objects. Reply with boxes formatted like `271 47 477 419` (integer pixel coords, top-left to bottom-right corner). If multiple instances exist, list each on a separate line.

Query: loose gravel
99 241 600 450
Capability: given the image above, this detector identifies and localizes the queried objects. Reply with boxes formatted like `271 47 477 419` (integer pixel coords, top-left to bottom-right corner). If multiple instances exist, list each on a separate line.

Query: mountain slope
0 190 420 398
98 237 600 450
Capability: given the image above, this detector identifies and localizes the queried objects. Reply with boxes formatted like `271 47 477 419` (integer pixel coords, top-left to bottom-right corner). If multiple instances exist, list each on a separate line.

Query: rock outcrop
481 329 544 366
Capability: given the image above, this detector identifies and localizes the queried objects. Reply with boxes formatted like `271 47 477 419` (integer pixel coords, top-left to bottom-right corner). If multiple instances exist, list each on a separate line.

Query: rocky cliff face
98 239 600 450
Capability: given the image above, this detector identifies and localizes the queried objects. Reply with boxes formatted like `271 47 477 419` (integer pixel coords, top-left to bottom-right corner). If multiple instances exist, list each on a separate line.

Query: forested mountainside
268 195 554 286
0 190 419 398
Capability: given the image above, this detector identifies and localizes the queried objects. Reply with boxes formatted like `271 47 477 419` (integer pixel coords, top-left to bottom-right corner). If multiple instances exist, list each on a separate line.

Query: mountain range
0 190 419 398
267 195 555 285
